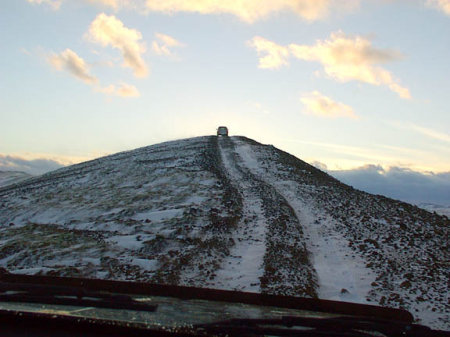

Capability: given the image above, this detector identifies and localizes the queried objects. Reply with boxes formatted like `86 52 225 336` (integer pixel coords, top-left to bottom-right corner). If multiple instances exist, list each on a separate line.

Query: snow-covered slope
0 171 33 188
0 136 448 329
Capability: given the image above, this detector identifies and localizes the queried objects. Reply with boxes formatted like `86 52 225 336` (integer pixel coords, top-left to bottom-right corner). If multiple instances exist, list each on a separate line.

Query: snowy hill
0 171 33 188
0 136 448 329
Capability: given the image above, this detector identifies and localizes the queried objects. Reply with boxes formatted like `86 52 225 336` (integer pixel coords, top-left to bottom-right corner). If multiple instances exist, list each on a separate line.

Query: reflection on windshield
0 294 339 328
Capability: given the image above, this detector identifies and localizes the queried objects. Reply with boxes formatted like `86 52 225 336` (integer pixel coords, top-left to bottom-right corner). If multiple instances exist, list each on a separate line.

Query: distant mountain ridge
418 203 450 218
0 136 448 329
330 167 450 215
0 170 33 188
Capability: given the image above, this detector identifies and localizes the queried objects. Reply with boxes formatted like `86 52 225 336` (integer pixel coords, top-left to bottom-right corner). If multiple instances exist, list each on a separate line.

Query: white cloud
27 0 62 10
48 49 98 84
248 33 410 98
29 0 359 21
289 31 410 99
152 33 184 58
96 82 140 97
144 0 359 23
300 91 358 119
247 36 290 69
86 13 148 78
426 0 450 15
48 49 140 98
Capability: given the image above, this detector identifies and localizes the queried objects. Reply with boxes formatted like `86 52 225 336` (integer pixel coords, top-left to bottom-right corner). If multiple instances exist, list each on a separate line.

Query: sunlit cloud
48 49 98 84
144 0 359 23
247 36 289 69
96 82 140 97
289 31 410 99
426 0 450 15
27 0 62 10
300 91 358 119
86 13 148 78
248 32 410 98
29 0 359 21
152 33 185 58
48 47 140 98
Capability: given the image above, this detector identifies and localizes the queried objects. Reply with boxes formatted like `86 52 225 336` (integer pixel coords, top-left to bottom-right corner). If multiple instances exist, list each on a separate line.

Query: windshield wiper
194 315 438 337
0 281 157 312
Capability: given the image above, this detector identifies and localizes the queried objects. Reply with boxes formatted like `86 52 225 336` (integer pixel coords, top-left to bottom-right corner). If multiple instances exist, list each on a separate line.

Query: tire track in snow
232 137 375 303
211 136 267 292
214 137 317 297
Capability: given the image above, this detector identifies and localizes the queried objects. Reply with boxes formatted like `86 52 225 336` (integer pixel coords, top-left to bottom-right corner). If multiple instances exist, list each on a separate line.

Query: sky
0 1 449 184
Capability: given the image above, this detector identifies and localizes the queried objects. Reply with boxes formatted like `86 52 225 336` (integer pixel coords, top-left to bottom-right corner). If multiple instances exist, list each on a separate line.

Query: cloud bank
330 165 450 205
0 155 64 175
300 91 357 119
48 49 98 84
86 13 148 78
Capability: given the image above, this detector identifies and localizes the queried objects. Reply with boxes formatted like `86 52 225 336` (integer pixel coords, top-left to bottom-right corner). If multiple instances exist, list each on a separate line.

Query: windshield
0 0 449 333
0 273 422 336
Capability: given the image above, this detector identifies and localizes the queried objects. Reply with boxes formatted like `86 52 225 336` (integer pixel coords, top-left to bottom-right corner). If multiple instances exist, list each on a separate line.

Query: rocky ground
0 136 448 329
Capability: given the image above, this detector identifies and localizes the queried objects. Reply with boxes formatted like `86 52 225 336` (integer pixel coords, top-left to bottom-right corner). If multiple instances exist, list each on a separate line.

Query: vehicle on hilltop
217 126 228 136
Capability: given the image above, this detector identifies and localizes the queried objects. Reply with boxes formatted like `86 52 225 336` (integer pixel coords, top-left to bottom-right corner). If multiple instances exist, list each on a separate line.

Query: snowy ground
231 137 449 329
0 135 448 329
233 139 375 304
211 137 267 292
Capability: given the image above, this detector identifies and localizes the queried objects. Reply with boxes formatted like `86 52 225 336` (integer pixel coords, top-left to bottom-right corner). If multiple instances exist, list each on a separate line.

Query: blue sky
1 0 449 177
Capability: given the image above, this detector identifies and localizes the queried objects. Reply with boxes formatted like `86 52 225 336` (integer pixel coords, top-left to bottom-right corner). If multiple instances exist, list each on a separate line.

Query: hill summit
0 136 448 329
